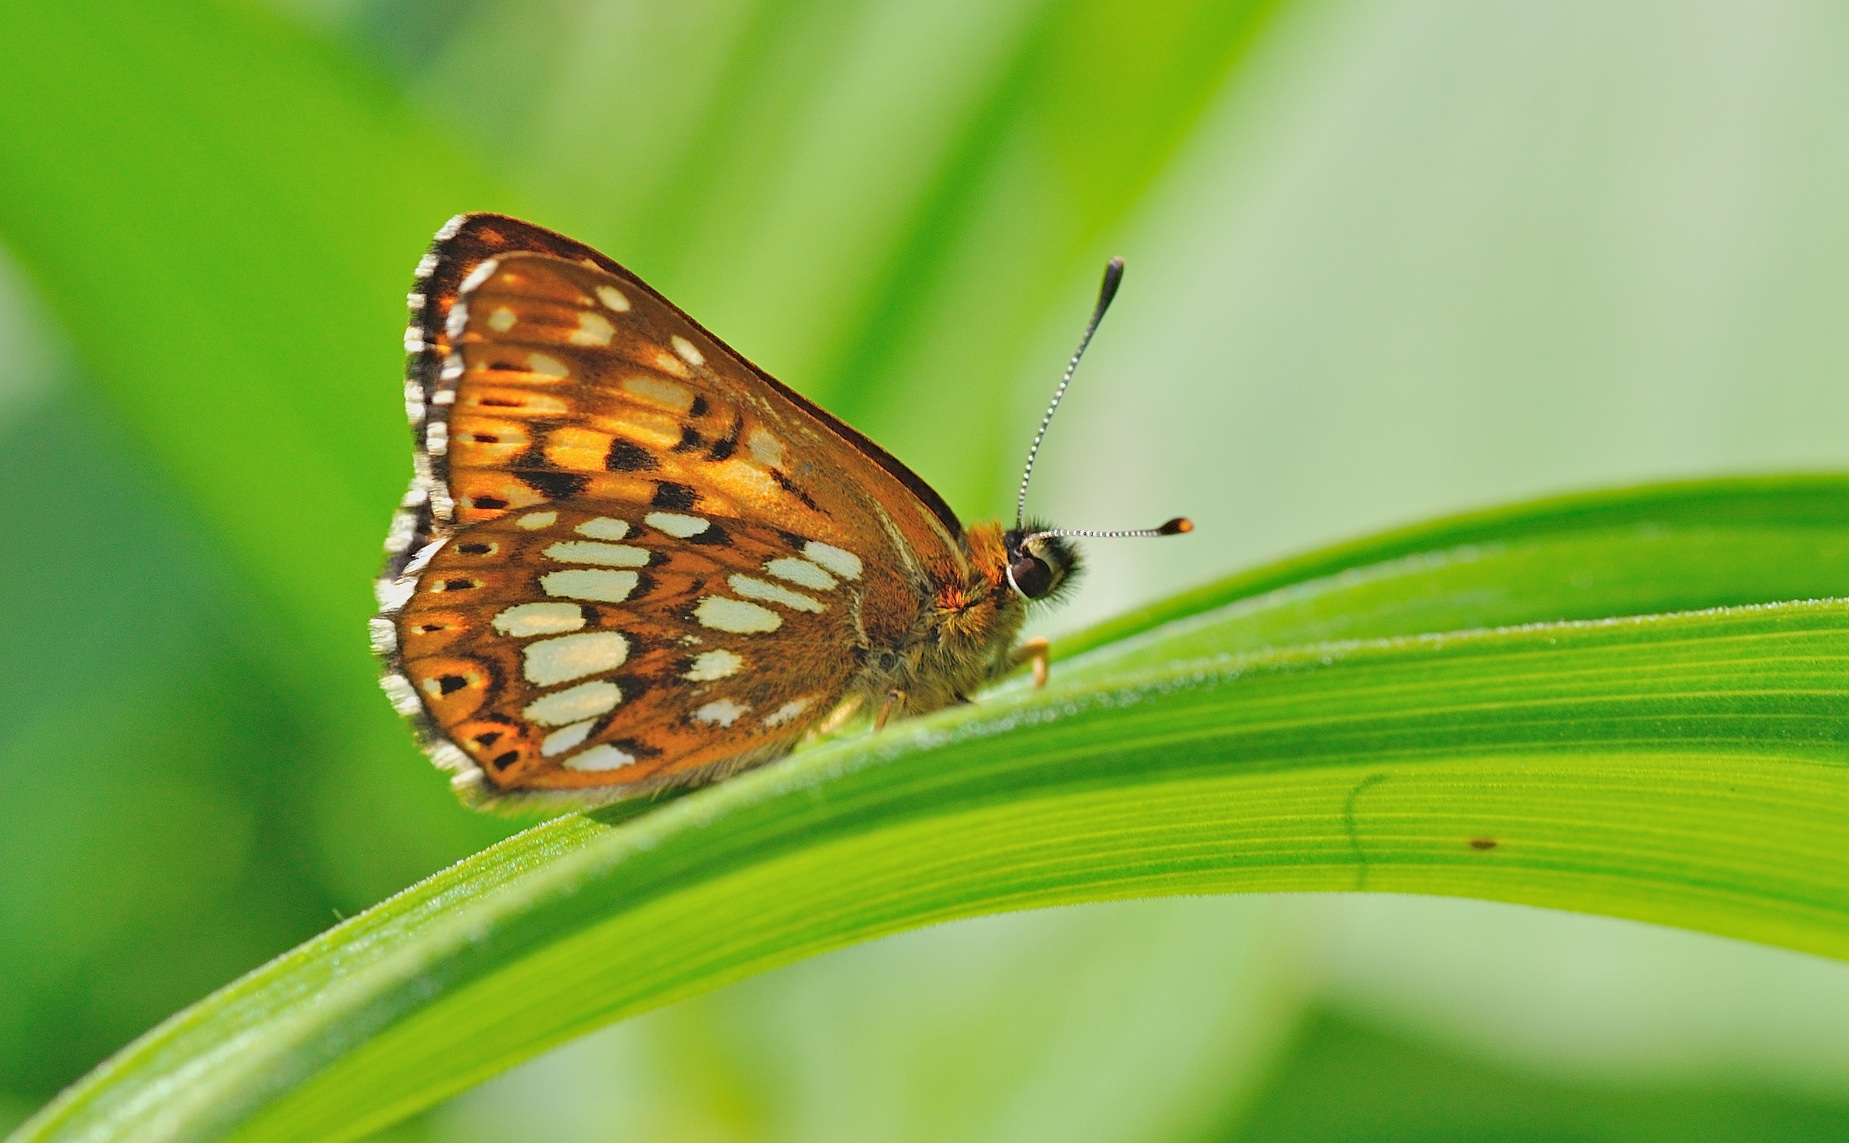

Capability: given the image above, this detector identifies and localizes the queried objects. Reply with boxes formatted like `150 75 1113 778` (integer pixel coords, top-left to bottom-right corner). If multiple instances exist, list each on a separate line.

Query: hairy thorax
848 520 1027 717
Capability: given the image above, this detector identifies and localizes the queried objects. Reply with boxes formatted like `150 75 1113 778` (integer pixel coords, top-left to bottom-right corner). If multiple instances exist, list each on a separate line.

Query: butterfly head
1002 523 1080 602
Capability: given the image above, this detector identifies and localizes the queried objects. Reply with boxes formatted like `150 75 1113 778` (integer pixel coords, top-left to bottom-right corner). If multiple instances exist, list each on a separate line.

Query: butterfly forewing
379 215 970 807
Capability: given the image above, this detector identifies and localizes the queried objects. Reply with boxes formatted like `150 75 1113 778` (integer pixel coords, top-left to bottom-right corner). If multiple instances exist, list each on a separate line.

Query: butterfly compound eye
1008 555 1057 600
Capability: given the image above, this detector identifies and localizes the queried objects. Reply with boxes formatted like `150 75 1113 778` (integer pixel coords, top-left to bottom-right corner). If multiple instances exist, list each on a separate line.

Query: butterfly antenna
1015 256 1126 531
1021 518 1194 545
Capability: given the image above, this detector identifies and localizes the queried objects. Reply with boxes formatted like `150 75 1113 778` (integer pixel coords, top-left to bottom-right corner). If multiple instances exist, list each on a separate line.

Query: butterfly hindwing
393 504 863 798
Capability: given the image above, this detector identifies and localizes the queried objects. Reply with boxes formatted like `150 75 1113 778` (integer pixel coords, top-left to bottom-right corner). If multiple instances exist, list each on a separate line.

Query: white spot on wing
414 252 440 279
375 576 414 612
542 569 640 602
693 698 747 727
527 353 570 379
645 512 710 538
621 375 693 413
459 257 499 294
695 596 781 633
564 743 637 772
523 631 630 685
430 742 474 775
597 285 631 312
765 557 836 591
803 541 862 580
404 327 426 353
575 517 630 540
492 602 586 637
540 719 598 757
671 335 705 367
684 649 742 681
544 541 651 567
434 215 465 241
728 574 824 613
517 511 558 530
523 680 622 726
380 673 421 716
404 538 447 575
368 616 398 654
488 306 516 332
571 310 615 347
763 696 815 728
384 511 418 555
747 428 785 468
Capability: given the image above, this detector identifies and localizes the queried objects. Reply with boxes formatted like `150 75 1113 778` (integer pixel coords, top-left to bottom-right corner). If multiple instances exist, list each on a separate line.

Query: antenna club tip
1097 258 1125 306
1159 517 1192 536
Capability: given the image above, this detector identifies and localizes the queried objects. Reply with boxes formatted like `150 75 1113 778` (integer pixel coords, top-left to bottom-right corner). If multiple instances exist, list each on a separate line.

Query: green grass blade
12 480 1849 1143
1064 474 1849 661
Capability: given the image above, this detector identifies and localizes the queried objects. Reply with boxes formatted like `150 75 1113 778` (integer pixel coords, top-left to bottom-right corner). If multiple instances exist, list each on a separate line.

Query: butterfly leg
813 695 864 738
1012 637 1051 689
874 690 907 731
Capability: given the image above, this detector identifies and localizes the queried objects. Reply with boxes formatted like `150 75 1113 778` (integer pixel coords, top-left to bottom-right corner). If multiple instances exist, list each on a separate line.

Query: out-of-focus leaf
1220 1010 1849 1143
0 1 521 896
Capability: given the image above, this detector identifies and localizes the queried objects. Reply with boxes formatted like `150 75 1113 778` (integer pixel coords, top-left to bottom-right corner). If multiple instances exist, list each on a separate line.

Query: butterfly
372 214 1188 811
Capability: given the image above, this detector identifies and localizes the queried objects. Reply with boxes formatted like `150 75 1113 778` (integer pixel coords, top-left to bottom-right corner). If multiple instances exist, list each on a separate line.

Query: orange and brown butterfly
372 213 1188 810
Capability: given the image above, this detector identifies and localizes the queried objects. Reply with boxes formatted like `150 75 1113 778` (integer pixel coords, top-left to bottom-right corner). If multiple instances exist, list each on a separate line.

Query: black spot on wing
708 415 742 461
770 469 822 513
652 482 698 510
611 736 662 760
673 425 704 453
523 470 591 499
606 438 658 471
684 523 729 546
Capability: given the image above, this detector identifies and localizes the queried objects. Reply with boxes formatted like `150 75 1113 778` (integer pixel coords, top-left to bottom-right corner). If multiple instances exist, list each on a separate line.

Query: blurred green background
3 0 1849 1139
